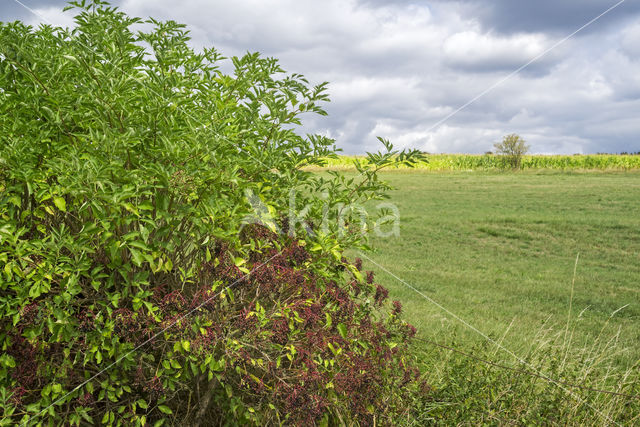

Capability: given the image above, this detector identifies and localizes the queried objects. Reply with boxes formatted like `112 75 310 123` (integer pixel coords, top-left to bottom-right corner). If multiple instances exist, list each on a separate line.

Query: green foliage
0 1 425 425
493 133 530 169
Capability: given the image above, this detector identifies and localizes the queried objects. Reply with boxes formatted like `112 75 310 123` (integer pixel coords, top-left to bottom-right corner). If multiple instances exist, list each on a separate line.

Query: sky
2 0 639 154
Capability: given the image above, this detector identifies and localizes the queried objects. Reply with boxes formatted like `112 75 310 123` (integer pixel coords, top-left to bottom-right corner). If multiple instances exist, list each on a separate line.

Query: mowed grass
356 171 640 370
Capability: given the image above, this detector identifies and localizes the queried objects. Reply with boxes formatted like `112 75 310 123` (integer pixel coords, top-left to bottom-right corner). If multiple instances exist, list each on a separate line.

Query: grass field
361 170 640 361
346 170 640 423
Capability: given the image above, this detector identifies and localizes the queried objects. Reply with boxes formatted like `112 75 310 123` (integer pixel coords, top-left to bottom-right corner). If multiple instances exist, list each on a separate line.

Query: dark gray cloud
407 0 640 35
462 0 640 35
1 0 639 154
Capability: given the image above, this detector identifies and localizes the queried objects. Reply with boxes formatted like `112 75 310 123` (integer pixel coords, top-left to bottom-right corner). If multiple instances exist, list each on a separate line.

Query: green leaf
157 405 173 415
130 248 144 266
1 354 16 368
336 322 348 339
310 243 323 252
53 197 66 212
325 312 332 328
8 195 21 207
128 240 151 251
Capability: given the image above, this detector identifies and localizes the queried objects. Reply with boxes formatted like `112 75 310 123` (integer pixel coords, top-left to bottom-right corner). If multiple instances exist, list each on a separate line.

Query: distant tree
494 133 530 169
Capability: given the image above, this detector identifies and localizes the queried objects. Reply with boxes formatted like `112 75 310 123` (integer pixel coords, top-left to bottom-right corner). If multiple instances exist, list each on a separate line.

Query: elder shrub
0 1 425 425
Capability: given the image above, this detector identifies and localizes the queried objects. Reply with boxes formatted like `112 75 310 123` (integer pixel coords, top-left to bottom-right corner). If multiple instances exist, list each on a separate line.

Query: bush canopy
0 1 425 425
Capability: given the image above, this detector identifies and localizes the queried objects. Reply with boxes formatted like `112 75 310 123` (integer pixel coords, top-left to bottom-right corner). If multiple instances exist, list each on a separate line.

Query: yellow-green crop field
319 154 640 170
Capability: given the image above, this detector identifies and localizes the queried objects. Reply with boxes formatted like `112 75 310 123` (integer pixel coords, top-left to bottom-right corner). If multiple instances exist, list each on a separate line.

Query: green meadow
348 170 640 423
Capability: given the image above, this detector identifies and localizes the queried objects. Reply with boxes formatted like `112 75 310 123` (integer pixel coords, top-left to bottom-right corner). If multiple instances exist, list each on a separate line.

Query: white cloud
443 30 552 71
25 6 75 29
620 21 640 58
10 0 640 154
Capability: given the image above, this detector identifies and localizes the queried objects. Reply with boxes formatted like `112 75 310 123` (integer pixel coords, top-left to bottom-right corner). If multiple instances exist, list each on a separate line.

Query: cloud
442 0 640 35
0 0 68 24
2 0 640 154
620 21 640 58
23 5 76 29
442 30 560 74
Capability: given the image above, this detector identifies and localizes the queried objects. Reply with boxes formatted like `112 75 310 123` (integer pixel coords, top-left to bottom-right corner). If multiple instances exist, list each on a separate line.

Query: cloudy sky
2 0 640 154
